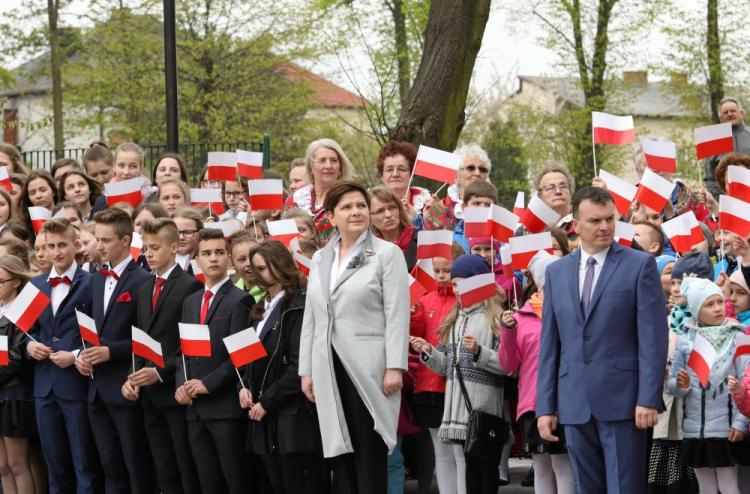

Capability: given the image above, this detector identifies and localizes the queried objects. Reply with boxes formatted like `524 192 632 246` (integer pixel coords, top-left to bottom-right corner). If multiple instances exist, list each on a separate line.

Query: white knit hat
528 250 559 292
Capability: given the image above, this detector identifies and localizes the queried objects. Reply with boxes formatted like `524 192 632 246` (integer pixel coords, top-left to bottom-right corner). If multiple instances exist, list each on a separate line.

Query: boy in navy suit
27 218 99 493
75 208 153 493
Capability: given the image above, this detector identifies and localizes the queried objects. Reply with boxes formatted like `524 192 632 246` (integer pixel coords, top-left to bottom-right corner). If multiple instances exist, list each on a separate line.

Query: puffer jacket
498 301 540 420
410 286 456 394
667 324 750 439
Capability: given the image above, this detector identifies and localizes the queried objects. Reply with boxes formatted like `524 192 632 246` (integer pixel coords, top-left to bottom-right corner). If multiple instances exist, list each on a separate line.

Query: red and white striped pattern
662 214 695 254
130 231 142 261
248 179 283 210
412 145 461 184
513 192 525 217
592 112 635 146
719 195 750 238
456 273 496 307
615 221 635 247
203 219 242 238
0 166 11 192
267 219 300 246
411 259 438 293
640 137 677 173
132 326 165 368
408 275 428 307
105 177 144 206
223 328 267 368
688 333 717 388
727 165 750 201
28 207 51 233
236 149 263 179
520 195 560 233
189 259 205 284
735 334 750 362
499 245 513 279
416 230 453 260
76 310 100 347
178 323 212 357
509 232 553 270
4 282 50 333
695 122 733 159
634 169 674 213
598 170 637 216
0 335 8 366
488 204 519 243
190 188 225 215
462 207 490 238
206 152 237 181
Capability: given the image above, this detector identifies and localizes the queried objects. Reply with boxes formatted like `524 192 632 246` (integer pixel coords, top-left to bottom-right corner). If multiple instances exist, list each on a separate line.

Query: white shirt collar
206 276 230 296
264 290 285 314
580 246 610 267
333 230 368 257
107 255 132 276
175 253 190 269
48 262 77 282
156 263 178 280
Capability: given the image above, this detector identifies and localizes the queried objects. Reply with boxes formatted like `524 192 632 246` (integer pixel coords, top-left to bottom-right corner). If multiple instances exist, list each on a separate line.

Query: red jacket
410 286 457 394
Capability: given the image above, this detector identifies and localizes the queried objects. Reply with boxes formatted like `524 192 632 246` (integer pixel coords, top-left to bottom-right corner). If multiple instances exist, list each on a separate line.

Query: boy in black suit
123 218 202 494
75 208 153 493
175 228 253 494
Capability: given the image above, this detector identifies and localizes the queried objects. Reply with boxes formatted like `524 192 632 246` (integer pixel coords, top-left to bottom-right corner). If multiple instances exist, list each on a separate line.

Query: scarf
529 292 543 318
687 319 745 389
394 226 415 252
669 304 692 335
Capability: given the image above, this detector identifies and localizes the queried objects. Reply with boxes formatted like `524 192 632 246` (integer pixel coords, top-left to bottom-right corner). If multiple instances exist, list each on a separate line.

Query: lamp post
163 0 178 152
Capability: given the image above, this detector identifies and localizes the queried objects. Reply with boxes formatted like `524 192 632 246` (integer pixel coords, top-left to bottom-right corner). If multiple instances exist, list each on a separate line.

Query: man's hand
175 385 193 406
635 406 659 429
27 341 52 361
50 351 75 369
537 415 559 442
127 368 160 387
301 376 315 403
121 381 139 401
249 402 267 422
382 369 403 396
184 379 208 398
80 346 110 365
75 354 94 376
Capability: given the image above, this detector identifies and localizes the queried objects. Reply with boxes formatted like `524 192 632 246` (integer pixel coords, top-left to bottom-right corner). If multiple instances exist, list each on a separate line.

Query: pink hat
468 237 501 251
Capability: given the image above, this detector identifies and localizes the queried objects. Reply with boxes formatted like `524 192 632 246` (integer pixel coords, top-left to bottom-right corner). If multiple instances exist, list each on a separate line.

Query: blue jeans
387 434 404 494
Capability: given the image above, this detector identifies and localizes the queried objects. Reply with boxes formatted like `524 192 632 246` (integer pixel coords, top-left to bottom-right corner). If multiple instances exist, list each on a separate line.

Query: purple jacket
499 301 541 420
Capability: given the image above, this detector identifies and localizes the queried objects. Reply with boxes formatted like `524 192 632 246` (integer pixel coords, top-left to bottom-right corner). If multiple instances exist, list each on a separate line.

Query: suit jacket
90 259 151 405
536 242 668 424
29 267 92 401
135 265 202 408
176 280 252 421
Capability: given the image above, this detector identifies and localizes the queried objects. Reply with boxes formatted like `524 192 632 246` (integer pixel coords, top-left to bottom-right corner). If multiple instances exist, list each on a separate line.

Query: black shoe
498 478 510 486
521 465 534 487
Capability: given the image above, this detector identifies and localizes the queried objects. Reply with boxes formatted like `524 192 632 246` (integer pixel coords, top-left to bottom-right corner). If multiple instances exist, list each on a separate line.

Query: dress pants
143 398 201 494
330 352 388 494
465 455 498 494
262 451 324 494
188 416 250 494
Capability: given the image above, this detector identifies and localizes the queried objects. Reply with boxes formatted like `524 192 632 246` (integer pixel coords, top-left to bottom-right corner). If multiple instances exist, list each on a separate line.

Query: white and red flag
28 207 51 233
462 207 490 238
0 335 8 366
456 273 496 307
178 323 212 357
204 219 242 238
248 179 283 210
634 168 674 213
206 152 237 181
76 310 100 347
662 214 694 254
695 122 733 159
105 177 144 207
267 219 300 246
408 275 428 307
413 145 461 184
685 211 705 247
615 221 635 247
734 334 750 361
509 232 553 271
727 165 750 201
223 328 267 368
488 205 519 243
520 195 560 234
598 170 637 217
289 238 312 276
513 192 525 217
499 245 513 279
236 149 263 179
640 138 677 173
719 195 750 238
0 166 11 192
190 188 225 215
130 231 142 261
189 260 205 284
411 259 437 292
132 326 165 368
688 333 717 388
592 112 635 146
5 282 50 333
417 230 453 260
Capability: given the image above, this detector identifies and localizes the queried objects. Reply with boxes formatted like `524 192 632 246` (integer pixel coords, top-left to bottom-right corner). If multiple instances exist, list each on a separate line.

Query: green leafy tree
482 119 528 208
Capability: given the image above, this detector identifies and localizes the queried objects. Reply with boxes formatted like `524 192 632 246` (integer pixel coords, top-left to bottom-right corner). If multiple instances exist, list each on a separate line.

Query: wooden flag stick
181 353 188 384
132 353 136 375
405 163 418 196
22 332 38 344
433 182 448 197
81 337 94 379
235 367 247 390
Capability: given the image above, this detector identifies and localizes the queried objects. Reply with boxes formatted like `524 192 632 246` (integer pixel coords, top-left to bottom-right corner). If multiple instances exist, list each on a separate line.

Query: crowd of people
0 96 749 494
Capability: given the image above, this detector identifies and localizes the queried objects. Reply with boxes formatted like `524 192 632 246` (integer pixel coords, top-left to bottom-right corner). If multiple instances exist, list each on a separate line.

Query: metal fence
20 141 264 184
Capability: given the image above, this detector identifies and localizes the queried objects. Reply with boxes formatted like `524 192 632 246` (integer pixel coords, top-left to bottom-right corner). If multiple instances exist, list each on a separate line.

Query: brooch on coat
347 247 375 269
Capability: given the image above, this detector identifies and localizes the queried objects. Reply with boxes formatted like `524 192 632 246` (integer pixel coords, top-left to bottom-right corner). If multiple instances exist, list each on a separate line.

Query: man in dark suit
27 219 99 492
123 218 203 494
537 186 668 493
75 208 153 493
175 228 253 494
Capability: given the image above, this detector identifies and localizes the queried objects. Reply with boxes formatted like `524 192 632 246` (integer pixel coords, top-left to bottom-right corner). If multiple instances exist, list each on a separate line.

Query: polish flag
105 177 144 206
734 334 750 361
52 208 67 220
248 179 283 210
592 112 636 146
662 214 694 253
28 207 51 233
641 138 677 173
131 326 165 368
189 259 205 284
456 273 496 307
293 249 312 276
0 166 11 192
688 333 717 388
223 328 267 368
411 259 437 293
267 219 300 246
463 207 490 238
76 310 100 347
727 165 750 201
0 335 8 366
509 232 553 271
4 282 50 333
513 192 525 217
236 149 263 179
598 170 637 216
685 211 705 247
203 219 242 238
499 245 513 279
488 204 519 243
408 275 428 307
190 188 225 215
615 221 635 247
130 231 142 261
719 195 750 238
520 195 560 233
695 122 733 159
206 152 237 181
178 323 212 357
413 145 461 184
634 169 674 213
417 230 453 260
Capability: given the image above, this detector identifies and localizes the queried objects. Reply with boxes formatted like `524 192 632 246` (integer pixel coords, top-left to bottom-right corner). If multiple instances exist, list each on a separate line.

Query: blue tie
581 256 597 315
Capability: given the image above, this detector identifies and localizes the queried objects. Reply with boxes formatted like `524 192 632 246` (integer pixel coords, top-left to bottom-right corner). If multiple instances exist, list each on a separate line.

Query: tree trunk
389 0 490 150
388 0 410 110
48 0 64 155
706 0 723 123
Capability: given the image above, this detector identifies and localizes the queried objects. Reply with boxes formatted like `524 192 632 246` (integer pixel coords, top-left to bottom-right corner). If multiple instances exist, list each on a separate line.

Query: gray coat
704 122 750 198
298 230 410 457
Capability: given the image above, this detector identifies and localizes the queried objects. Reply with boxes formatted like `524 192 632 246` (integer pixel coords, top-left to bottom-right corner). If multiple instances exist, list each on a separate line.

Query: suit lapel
317 242 335 304
584 243 623 322
566 250 583 324
102 260 136 327
153 265 182 315
57 267 84 315
204 280 230 324
332 231 374 294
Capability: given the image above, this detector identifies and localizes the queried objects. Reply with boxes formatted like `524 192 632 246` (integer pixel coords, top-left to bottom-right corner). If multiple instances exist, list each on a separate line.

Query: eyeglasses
178 229 198 238
371 204 400 216
383 166 410 176
539 183 570 194
461 164 489 174
312 158 340 166
224 191 246 198
0 278 16 287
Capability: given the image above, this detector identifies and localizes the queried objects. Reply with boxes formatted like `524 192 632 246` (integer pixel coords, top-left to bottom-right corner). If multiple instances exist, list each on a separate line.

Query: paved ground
405 458 535 493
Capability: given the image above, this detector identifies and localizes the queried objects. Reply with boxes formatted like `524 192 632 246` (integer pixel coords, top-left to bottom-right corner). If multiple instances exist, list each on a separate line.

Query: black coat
0 316 33 392
244 291 321 455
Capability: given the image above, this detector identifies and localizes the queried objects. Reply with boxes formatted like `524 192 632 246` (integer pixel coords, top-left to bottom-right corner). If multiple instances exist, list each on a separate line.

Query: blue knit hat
451 254 491 279
655 255 677 275
670 252 714 281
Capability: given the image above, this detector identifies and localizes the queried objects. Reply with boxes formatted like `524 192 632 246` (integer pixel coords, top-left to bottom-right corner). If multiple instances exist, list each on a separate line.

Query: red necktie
152 277 166 311
199 290 213 324
99 268 120 281
49 276 71 287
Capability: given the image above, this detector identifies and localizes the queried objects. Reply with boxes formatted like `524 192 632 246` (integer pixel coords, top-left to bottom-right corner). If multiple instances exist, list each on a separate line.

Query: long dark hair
58 169 103 206
248 240 301 321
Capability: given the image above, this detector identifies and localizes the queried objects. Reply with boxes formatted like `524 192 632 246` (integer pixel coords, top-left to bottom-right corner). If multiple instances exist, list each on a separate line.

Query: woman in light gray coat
298 180 410 494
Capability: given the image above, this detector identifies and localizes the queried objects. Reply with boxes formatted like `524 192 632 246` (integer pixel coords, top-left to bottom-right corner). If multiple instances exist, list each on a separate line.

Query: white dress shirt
578 246 610 299
153 263 178 298
202 276 230 315
48 263 78 315
330 231 368 292
102 256 132 313
176 253 190 271
256 290 285 339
